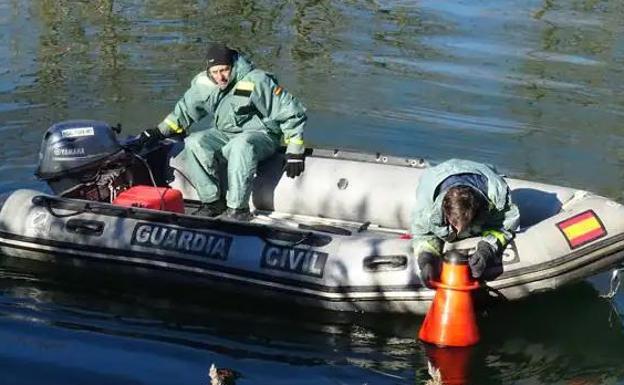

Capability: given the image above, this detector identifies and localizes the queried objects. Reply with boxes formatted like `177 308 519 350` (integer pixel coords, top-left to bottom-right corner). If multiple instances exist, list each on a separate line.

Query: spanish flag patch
274 85 283 96
556 210 607 249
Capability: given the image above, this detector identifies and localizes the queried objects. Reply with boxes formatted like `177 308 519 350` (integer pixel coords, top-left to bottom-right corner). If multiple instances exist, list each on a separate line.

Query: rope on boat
598 265 624 327
599 267 624 299
131 152 167 210
39 196 85 218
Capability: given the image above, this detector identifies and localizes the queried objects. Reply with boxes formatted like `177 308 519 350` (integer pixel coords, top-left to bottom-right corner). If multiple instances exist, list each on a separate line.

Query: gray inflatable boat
1 120 623 313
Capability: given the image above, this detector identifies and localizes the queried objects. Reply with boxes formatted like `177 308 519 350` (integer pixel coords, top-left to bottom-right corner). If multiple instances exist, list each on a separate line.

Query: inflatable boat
0 120 623 314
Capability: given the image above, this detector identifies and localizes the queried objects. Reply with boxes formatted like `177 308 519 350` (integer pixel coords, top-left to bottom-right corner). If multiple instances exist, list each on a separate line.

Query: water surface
1 1 624 384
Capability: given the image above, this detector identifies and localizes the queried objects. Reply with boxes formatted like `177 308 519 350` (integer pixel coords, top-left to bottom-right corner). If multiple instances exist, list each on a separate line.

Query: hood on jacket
226 53 255 88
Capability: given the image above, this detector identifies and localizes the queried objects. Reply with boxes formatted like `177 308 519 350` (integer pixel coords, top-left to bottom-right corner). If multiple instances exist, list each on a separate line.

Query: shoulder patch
273 85 283 96
237 81 255 92
234 80 254 97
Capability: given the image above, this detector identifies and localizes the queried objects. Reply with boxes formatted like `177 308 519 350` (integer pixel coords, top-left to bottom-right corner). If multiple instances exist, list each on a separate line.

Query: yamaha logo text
131 223 232 260
53 147 86 157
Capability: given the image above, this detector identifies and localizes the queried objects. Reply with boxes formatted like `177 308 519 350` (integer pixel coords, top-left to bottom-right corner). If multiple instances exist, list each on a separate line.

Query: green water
1 1 624 384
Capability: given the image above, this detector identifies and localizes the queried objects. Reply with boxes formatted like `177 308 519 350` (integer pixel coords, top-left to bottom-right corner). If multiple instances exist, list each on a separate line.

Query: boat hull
1 149 624 313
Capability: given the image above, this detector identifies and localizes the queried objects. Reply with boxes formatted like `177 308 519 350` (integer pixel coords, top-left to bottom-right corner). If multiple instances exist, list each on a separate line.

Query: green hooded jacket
157 54 307 154
411 158 520 256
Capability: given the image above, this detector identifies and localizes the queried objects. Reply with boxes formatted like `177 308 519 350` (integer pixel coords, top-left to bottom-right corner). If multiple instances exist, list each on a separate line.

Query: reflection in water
6 0 623 192
0 259 623 384
423 345 472 385
290 0 340 71
508 0 624 197
2 0 624 383
0 261 422 384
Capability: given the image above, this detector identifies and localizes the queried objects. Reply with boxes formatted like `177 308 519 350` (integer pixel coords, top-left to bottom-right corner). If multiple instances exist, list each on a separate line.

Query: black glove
284 153 305 178
131 128 164 151
417 252 439 288
469 241 496 278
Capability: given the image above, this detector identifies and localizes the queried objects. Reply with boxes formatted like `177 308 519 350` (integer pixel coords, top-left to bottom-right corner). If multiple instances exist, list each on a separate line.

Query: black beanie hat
205 43 235 67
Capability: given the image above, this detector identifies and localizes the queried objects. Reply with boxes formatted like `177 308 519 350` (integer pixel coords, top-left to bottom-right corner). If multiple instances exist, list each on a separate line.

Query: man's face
208 65 232 89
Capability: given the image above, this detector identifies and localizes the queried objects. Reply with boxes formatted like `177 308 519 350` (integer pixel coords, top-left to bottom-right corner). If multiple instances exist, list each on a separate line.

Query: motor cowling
34 120 133 199
35 120 123 180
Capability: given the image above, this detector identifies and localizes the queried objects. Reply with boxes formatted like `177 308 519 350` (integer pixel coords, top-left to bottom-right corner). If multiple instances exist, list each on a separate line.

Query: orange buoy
418 250 480 347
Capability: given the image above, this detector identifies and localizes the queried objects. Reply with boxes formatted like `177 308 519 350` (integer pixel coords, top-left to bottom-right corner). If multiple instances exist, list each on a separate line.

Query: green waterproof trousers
182 128 280 209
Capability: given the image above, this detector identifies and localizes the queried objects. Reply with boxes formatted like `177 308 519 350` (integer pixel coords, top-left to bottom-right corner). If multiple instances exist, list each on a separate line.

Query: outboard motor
35 120 134 201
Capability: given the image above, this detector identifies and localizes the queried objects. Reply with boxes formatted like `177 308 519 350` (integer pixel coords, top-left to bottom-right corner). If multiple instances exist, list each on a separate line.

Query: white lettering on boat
132 223 232 260
260 244 327 277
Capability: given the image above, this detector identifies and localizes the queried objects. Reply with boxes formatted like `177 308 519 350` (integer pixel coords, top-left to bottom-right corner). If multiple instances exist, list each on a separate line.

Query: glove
469 241 496 278
131 128 164 151
417 252 439 288
284 153 305 178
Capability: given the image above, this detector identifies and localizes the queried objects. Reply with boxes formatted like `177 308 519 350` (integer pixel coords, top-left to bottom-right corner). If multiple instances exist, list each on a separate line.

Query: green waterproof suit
157 54 307 209
410 159 520 257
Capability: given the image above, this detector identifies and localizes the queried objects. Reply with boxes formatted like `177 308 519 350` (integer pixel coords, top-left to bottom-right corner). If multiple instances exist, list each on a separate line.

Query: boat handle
363 255 408 272
65 219 105 236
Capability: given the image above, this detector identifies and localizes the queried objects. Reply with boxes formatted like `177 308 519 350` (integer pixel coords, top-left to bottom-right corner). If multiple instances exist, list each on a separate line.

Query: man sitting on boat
411 159 520 286
136 43 307 221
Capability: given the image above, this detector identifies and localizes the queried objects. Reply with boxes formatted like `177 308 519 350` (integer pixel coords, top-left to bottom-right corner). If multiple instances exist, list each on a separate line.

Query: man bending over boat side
411 159 520 286
135 43 307 221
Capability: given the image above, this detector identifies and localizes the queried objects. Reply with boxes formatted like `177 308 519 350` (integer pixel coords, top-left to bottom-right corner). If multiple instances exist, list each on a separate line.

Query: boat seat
252 152 424 230
252 154 581 231
170 144 580 231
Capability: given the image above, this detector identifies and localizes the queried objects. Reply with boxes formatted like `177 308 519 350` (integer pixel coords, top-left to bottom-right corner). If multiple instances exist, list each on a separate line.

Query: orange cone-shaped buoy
418 250 480 347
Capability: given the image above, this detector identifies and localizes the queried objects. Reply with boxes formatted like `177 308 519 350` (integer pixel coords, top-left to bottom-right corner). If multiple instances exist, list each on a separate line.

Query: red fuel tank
113 186 184 213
